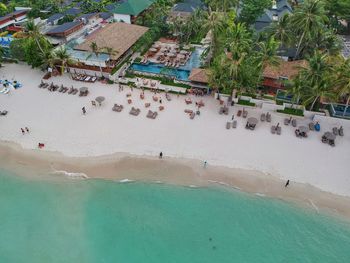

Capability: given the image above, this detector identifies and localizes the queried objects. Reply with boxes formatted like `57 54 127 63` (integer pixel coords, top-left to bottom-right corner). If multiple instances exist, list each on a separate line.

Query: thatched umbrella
95 96 105 106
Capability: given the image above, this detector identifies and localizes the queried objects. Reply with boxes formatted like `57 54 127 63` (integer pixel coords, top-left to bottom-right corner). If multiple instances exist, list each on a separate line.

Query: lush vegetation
277 108 304 117
1 0 350 114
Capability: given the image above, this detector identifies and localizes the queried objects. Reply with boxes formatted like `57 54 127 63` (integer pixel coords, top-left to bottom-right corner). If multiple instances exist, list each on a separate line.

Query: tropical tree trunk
34 37 45 54
61 62 65 75
343 95 350 117
310 96 319 111
294 31 305 59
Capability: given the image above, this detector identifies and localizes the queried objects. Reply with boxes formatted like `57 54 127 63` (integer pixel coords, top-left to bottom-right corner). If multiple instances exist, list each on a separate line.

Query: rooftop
172 0 205 13
263 59 307 80
110 0 155 16
188 68 209 83
46 21 83 35
0 10 28 24
75 22 148 60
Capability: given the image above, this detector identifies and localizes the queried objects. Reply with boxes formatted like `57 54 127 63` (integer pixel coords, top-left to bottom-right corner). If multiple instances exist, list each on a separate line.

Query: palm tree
291 0 328 59
256 36 281 87
286 75 303 109
0 46 4 66
54 47 74 75
334 57 350 116
102 47 118 58
267 14 292 48
23 20 47 54
201 10 225 59
40 49 55 70
299 51 334 110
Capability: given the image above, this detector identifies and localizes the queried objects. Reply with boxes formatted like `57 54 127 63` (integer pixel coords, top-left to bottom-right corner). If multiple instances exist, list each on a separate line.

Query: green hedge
277 108 304 116
237 99 255 106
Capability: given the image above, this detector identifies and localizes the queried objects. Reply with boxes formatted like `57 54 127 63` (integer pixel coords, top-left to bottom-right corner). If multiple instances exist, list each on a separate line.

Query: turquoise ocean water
1 169 350 263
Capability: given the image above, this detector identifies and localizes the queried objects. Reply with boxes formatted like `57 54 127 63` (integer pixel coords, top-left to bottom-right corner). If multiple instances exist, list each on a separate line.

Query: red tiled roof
263 59 307 80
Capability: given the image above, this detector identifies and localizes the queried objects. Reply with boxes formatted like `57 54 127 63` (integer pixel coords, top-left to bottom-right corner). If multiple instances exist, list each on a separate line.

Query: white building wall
113 14 131 24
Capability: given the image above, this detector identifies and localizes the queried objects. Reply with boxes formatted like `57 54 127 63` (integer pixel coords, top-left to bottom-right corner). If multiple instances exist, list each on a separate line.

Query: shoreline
1 141 350 221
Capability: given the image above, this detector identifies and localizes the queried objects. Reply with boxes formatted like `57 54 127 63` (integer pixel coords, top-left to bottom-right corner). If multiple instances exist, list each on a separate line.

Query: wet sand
1 141 350 221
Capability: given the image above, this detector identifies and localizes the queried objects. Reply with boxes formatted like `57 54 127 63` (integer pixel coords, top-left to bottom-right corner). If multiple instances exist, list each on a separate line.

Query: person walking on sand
285 180 290 187
231 114 234 120
159 152 163 159
82 107 86 115
204 161 207 168
159 99 162 104
21 128 25 135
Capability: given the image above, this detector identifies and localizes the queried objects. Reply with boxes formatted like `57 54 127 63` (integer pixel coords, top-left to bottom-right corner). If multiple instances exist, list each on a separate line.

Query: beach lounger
271 126 276 134
112 104 123 112
339 126 344 136
226 122 231 129
129 107 140 116
184 109 193 114
276 126 281 135
242 110 248 118
232 120 237 128
91 77 97 82
332 127 338 135
145 103 151 108
309 122 315 131
284 118 289 125
185 98 192 104
237 110 242 117
260 113 266 122
291 119 297 127
166 94 171 101
147 110 158 119
295 129 301 138
68 87 74 94
190 112 195 119
159 106 164 111
72 88 78 95
219 107 224 115
59 86 65 92
266 112 271 122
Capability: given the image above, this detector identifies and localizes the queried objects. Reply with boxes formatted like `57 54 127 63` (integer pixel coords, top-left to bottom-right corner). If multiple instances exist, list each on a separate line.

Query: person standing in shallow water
159 152 163 159
285 180 290 187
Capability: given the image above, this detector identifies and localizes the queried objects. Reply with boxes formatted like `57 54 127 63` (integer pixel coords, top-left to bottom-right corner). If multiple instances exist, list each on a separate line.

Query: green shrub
134 57 141 63
276 100 284 105
277 108 304 116
238 99 255 106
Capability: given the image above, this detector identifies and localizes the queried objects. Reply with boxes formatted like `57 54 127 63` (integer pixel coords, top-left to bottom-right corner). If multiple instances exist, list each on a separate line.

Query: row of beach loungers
0 110 8 116
72 74 97 83
38 82 80 95
112 104 159 119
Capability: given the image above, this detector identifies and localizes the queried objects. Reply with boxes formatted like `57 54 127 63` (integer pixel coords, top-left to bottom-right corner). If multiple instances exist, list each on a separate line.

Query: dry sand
1 63 350 218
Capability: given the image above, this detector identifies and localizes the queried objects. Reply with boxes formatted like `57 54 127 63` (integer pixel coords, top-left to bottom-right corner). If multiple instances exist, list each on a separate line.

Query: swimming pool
329 103 350 119
130 47 204 81
130 63 190 81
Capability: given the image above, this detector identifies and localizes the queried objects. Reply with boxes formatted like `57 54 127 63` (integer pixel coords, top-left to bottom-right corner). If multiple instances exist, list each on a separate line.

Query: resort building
188 68 210 90
0 10 28 31
46 21 85 44
109 0 155 24
169 0 205 20
67 22 148 76
262 59 307 93
254 0 292 31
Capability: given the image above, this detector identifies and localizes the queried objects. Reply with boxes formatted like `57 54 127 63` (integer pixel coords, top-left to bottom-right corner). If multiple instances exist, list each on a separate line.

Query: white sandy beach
1 63 350 197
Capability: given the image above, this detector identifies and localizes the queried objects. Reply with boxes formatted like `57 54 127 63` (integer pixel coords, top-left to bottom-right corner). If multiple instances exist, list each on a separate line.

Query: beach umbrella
178 54 186 59
180 50 188 54
324 132 336 140
168 52 177 57
149 48 157 52
80 87 88 92
298 126 309 133
247 117 258 125
183 45 191 50
95 96 105 104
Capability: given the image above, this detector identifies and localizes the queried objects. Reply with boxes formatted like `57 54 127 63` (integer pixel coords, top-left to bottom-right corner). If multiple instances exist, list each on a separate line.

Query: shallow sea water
0 169 350 263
